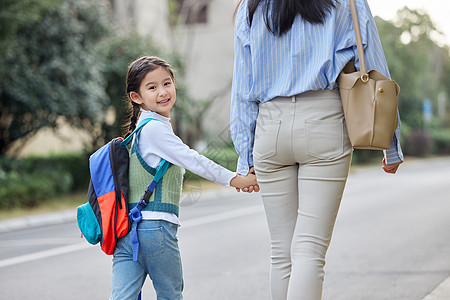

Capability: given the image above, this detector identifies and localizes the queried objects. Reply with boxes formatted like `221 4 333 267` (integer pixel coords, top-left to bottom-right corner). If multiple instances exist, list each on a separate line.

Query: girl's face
131 66 176 117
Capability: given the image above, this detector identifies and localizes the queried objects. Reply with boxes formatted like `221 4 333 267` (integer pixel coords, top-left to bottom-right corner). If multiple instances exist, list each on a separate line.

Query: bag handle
349 0 368 80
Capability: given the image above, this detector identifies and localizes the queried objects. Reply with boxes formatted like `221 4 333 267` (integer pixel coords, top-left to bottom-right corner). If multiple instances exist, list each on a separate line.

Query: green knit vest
128 141 184 217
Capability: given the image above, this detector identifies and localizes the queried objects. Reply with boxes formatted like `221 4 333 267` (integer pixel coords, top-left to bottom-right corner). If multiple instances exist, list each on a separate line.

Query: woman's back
233 0 390 102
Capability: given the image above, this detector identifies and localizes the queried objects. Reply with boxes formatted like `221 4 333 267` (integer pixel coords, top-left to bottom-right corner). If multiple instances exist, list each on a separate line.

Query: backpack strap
129 159 170 261
121 117 157 146
123 117 171 261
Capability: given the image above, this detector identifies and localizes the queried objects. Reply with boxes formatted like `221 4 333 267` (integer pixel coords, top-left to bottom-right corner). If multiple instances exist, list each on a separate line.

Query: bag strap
349 0 368 75
129 159 170 261
124 117 171 261
121 117 157 146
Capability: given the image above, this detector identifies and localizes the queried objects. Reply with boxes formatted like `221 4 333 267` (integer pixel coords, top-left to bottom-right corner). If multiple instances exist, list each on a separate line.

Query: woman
231 0 403 299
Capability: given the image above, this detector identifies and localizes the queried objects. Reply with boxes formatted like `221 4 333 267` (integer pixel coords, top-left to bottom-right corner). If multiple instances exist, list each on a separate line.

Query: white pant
253 90 353 300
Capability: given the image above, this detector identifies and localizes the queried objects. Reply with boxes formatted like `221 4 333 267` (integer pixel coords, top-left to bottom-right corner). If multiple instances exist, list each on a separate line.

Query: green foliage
351 149 382 165
0 0 112 155
0 153 88 209
374 8 450 157
431 128 450 154
0 0 60 58
402 130 432 157
375 8 450 131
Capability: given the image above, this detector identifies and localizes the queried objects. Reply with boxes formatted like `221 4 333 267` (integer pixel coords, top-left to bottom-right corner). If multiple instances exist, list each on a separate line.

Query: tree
375 7 450 156
0 0 112 155
375 8 450 130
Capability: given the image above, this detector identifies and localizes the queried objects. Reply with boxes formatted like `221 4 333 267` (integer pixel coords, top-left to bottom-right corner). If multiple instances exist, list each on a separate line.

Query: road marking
0 238 83 247
180 205 264 229
0 205 264 268
422 275 450 300
0 242 92 268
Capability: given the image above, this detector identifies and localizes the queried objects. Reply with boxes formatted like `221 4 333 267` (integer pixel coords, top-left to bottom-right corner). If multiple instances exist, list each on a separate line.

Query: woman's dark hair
241 0 335 36
124 56 176 137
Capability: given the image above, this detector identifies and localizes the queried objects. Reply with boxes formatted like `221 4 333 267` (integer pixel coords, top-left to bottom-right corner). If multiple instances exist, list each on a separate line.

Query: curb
421 275 450 300
0 187 238 234
0 209 76 234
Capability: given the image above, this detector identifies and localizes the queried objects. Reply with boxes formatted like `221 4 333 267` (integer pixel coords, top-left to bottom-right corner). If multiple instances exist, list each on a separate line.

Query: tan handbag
338 0 400 150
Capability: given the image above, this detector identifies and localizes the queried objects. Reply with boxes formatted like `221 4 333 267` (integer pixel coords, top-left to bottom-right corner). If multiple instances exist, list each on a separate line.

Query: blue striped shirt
231 0 403 175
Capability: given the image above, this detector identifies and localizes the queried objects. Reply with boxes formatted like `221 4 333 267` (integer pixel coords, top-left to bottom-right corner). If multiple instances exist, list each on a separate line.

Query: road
0 157 449 300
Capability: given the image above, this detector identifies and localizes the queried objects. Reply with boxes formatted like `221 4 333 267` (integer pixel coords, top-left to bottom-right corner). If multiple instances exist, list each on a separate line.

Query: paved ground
0 156 449 299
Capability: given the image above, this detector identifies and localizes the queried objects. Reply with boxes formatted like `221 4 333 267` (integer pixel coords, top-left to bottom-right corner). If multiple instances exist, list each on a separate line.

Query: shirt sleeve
230 9 259 176
139 121 236 187
358 0 404 164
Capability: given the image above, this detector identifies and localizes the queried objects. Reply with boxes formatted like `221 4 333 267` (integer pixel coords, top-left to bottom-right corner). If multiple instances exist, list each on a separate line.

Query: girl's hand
233 167 260 193
382 157 403 174
231 172 259 192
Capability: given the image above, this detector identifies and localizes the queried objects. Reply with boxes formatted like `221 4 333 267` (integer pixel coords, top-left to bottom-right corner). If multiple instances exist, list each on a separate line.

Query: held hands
382 157 403 174
230 167 260 193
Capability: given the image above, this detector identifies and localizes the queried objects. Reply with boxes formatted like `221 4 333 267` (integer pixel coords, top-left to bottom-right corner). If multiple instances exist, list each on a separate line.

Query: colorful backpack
76 118 169 256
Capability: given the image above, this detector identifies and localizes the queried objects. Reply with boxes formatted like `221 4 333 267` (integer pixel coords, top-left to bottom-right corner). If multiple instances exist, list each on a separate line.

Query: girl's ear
130 92 142 105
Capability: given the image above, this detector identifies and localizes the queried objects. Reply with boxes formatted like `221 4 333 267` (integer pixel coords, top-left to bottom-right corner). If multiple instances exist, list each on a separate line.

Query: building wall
115 0 238 146
175 1 236 145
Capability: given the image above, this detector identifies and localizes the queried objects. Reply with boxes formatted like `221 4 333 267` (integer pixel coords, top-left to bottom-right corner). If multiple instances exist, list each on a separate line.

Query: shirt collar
138 109 170 126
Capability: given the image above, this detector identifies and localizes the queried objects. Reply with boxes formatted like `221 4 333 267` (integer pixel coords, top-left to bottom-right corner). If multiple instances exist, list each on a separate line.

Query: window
174 0 209 25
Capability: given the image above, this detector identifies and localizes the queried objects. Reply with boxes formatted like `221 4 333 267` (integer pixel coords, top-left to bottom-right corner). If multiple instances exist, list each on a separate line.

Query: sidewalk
422 277 450 300
0 186 237 234
0 209 75 234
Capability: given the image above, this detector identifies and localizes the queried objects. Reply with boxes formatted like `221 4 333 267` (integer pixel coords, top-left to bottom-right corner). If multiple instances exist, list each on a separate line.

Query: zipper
109 138 122 209
114 198 118 242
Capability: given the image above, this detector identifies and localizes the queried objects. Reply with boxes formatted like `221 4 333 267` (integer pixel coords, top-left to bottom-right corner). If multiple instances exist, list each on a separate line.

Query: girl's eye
148 86 156 90
164 81 172 86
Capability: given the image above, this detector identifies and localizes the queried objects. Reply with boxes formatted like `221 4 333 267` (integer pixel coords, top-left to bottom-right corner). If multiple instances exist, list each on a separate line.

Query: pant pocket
254 119 281 160
137 226 165 257
306 119 344 160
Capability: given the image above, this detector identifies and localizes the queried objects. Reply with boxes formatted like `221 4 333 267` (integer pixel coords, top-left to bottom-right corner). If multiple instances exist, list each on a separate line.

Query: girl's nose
159 87 168 97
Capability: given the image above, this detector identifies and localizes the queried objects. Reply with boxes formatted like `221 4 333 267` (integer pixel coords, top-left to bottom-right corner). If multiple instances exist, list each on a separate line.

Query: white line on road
180 205 264 229
0 205 264 269
0 242 93 268
0 238 84 247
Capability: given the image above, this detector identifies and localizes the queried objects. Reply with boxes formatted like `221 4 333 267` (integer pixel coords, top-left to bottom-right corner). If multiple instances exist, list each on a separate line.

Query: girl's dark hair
124 56 176 137
241 0 335 36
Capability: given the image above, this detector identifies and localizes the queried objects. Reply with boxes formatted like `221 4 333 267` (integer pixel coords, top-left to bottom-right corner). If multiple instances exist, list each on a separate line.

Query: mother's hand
382 157 402 174
236 167 260 193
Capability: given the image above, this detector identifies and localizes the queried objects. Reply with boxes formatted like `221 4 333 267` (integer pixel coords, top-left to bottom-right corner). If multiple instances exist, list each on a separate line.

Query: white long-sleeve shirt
133 109 236 224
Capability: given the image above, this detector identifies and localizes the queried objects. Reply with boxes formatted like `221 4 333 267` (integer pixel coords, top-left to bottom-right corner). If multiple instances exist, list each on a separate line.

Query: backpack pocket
77 202 101 245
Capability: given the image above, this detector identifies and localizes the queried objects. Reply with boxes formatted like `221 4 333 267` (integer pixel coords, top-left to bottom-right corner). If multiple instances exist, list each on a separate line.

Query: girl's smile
130 66 176 117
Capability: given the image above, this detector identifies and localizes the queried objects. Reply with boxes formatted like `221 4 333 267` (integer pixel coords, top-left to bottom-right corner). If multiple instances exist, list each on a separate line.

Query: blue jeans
110 220 183 300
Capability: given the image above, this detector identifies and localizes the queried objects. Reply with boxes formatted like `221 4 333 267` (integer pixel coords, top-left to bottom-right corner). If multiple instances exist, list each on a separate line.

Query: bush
431 128 450 155
403 130 432 157
25 153 90 191
351 149 382 165
0 152 89 209
0 170 57 209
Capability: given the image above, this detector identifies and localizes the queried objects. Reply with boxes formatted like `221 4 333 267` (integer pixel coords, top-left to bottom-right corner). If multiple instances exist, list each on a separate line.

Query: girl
231 0 403 299
110 56 258 300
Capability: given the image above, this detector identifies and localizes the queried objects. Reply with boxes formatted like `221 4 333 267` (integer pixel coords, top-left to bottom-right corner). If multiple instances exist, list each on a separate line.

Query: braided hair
124 56 176 138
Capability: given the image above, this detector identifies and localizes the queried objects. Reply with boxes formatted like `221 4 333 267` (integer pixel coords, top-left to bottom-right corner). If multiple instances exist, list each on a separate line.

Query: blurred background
0 0 449 214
